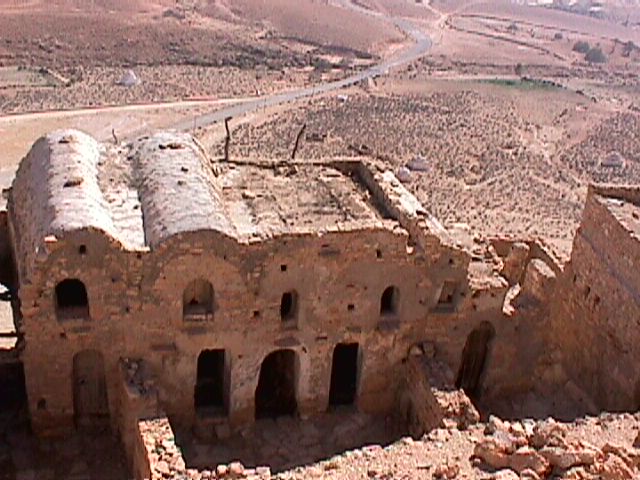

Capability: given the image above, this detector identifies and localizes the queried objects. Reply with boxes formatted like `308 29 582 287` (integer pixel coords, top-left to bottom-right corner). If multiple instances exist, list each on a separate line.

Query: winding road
169 0 433 132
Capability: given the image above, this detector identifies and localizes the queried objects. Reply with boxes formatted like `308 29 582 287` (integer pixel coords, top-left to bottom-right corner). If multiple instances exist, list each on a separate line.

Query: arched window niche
183 279 214 321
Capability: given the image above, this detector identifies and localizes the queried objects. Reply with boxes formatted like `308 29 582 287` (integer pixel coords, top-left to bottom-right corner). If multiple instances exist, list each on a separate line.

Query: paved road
170 1 433 132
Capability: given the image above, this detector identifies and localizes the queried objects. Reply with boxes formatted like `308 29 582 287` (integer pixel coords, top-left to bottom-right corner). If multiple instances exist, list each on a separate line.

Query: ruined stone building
1 129 639 479
549 185 640 412
3 129 486 437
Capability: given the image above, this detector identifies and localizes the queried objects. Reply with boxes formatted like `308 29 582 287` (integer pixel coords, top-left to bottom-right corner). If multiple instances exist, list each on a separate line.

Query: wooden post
291 124 307 160
224 116 232 162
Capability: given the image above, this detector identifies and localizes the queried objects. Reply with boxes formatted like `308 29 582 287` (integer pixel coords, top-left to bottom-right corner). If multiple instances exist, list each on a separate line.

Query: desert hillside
0 0 403 69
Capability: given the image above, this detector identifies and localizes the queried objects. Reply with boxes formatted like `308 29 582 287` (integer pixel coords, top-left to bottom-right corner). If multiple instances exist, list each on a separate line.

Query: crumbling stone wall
550 185 640 412
10 130 495 437
16 226 453 434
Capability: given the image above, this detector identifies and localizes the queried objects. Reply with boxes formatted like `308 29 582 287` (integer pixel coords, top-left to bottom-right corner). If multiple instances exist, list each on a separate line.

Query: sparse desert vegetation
2 1 640 478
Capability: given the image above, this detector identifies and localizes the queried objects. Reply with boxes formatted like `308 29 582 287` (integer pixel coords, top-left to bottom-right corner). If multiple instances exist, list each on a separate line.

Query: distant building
600 151 625 168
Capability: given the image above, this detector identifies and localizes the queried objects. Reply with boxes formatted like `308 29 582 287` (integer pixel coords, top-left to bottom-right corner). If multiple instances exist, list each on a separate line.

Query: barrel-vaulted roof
9 129 405 278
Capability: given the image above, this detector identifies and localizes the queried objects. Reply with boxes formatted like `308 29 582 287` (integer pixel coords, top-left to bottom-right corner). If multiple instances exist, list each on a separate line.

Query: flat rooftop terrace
219 162 391 239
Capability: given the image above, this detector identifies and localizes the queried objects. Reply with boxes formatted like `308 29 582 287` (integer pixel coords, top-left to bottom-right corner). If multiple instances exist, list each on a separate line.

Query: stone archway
255 349 298 419
455 322 495 398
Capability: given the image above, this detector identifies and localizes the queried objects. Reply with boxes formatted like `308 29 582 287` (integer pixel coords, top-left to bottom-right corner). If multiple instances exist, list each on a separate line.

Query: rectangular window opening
280 291 299 324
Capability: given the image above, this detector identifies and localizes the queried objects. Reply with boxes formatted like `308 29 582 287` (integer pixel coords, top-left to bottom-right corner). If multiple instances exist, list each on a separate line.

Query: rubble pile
139 417 273 480
139 418 187 480
473 416 640 479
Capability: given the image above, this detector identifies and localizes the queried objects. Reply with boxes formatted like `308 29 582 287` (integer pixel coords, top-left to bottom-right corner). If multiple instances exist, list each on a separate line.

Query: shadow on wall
174 411 408 474
174 346 409 474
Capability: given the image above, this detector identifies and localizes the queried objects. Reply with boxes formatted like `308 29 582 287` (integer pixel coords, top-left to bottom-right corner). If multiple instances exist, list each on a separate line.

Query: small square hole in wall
376 249 382 259
347 304 355 312
280 265 287 272
78 245 87 255
253 310 261 318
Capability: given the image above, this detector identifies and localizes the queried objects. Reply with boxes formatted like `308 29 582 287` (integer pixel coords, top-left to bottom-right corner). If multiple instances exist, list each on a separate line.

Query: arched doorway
255 349 298 419
455 322 495 398
195 349 227 415
73 350 109 428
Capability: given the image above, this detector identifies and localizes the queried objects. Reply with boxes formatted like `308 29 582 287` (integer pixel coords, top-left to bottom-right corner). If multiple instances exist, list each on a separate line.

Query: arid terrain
0 0 405 112
212 75 638 257
1 0 640 479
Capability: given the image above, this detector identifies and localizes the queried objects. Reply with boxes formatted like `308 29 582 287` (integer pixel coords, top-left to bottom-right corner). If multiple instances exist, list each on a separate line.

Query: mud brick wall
15 224 476 435
10 130 531 439
550 186 640 411
398 356 445 437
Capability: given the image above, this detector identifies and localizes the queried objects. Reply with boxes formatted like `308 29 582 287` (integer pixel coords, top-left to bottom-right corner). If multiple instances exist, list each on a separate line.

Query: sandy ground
0 66 322 114
0 0 409 117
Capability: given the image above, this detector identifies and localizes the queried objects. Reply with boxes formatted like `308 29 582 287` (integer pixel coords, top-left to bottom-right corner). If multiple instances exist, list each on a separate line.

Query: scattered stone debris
473 416 640 479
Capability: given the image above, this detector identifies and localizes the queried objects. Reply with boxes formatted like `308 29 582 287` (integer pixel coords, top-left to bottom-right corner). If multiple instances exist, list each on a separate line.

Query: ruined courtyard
1 0 640 479
0 125 639 479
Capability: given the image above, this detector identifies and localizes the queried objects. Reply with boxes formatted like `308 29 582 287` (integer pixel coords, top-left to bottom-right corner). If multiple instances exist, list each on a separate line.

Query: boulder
492 469 518 480
432 463 460 479
508 446 550 477
396 166 412 184
519 468 541 480
589 453 634 480
539 444 597 470
602 443 640 470
406 155 430 172
434 389 480 429
228 461 245 478
117 69 140 87
530 419 567 448
473 436 514 469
